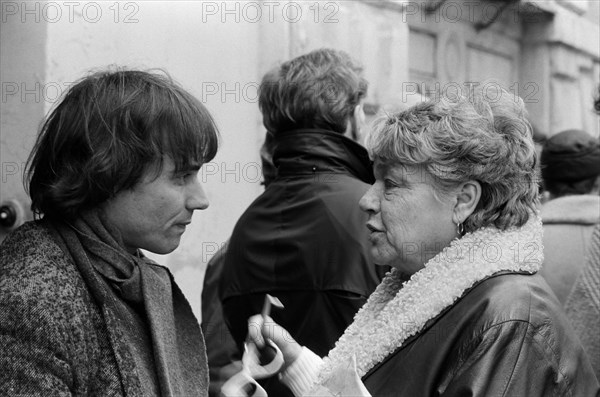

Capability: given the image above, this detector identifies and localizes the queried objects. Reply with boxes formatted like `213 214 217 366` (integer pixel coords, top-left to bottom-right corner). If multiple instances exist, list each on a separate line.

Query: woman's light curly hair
366 83 539 232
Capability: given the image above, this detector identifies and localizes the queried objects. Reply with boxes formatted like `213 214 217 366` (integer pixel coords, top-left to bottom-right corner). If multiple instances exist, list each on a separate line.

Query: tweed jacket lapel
48 221 144 396
101 306 145 396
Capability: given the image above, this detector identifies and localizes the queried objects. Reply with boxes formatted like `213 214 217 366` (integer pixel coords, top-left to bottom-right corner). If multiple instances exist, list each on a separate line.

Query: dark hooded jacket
220 129 387 395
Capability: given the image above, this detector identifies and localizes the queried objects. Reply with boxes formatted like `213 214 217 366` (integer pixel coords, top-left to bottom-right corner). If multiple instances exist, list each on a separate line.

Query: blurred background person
539 128 600 304
219 48 387 396
560 87 600 379
564 223 600 380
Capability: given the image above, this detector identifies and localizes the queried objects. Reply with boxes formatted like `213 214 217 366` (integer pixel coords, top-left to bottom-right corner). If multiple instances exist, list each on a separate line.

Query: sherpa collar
317 215 544 382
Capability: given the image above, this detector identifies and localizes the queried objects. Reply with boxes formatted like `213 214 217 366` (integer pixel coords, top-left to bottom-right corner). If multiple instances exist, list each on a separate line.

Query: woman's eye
384 179 396 190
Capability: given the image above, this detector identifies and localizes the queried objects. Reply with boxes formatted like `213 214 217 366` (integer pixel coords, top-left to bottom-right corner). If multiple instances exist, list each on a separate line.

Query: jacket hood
272 129 374 184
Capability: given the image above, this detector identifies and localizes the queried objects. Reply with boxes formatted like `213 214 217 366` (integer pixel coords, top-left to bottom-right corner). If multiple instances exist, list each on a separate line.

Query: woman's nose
359 184 379 213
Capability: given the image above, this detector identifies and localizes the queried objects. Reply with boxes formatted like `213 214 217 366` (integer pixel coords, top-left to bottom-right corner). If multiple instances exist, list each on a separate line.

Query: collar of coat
317 214 544 382
272 129 374 184
541 195 600 225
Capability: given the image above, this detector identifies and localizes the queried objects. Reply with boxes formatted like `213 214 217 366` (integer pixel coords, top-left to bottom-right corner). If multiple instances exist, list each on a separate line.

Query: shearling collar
316 215 543 383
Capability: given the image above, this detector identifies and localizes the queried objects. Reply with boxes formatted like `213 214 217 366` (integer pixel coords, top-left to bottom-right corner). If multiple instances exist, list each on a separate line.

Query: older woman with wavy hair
245 85 599 396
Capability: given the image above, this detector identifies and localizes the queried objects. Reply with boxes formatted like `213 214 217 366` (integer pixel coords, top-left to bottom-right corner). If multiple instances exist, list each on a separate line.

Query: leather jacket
362 273 600 396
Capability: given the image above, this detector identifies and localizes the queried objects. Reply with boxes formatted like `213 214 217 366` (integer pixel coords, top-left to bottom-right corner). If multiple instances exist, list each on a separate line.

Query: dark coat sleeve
363 274 599 397
200 242 244 397
441 320 598 397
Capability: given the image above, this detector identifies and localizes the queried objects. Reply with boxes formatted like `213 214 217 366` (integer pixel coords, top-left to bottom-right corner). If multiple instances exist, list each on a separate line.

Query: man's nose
187 180 209 211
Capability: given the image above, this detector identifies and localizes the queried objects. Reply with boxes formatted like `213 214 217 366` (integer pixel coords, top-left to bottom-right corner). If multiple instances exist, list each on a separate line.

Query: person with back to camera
246 84 600 396
219 48 387 396
560 87 600 380
0 69 219 396
538 128 600 304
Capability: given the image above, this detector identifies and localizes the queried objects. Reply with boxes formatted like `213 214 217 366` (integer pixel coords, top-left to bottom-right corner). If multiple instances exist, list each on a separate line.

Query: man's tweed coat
0 221 207 396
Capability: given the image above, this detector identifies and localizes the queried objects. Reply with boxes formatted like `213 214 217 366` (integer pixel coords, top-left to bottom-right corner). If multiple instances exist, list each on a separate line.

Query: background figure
218 48 387 396
0 70 218 396
561 87 600 379
201 132 276 397
564 224 600 379
539 129 600 304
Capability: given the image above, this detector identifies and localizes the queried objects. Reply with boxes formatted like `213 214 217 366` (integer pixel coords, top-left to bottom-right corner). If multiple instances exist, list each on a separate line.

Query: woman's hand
247 314 303 369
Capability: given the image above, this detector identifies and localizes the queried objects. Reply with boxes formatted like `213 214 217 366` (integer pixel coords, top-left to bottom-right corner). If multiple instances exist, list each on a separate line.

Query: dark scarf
51 210 208 397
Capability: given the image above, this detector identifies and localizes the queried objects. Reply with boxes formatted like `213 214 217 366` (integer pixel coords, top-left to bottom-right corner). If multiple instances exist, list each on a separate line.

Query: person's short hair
260 131 277 187
26 69 219 221
258 48 368 134
366 83 539 233
541 129 600 197
595 84 600 115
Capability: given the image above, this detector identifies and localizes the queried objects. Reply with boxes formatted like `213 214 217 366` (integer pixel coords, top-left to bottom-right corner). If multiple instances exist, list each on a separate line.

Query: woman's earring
456 221 465 236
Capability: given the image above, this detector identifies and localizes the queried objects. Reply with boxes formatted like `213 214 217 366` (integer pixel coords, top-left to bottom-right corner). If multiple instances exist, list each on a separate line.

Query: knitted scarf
316 215 544 384
52 210 208 397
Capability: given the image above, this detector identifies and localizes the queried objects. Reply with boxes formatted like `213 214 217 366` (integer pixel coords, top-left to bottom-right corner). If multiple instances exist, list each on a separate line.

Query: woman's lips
366 223 383 233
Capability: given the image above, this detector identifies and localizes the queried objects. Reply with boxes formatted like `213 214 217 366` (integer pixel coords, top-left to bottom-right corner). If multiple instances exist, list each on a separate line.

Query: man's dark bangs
157 92 220 172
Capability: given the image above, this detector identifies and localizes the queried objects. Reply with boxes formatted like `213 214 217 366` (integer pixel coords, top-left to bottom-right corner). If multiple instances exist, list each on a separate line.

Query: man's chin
144 241 180 255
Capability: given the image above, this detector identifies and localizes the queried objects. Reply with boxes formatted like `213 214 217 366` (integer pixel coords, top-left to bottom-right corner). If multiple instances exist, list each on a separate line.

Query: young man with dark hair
0 69 219 396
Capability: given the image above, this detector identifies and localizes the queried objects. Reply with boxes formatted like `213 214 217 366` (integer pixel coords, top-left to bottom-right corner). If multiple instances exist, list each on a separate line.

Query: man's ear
345 104 366 141
453 180 482 224
354 104 366 124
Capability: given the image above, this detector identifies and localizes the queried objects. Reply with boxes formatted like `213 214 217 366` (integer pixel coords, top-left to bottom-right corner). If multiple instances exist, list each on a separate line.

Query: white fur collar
317 215 544 382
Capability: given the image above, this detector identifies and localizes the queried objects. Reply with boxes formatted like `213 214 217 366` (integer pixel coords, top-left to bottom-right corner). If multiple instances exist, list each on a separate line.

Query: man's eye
175 172 193 184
